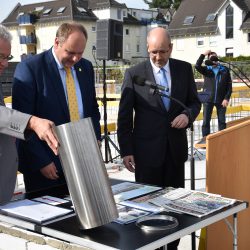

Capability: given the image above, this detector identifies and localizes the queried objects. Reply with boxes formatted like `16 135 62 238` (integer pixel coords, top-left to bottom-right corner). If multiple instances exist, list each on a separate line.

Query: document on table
33 196 69 206
149 189 236 217
114 204 151 224
112 182 162 203
0 199 72 223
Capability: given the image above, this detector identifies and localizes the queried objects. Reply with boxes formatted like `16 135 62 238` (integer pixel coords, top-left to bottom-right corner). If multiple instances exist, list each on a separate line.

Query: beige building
2 0 168 65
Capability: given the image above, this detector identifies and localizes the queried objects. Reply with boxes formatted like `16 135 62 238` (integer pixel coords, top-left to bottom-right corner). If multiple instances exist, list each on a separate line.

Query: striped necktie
159 68 170 110
64 67 80 121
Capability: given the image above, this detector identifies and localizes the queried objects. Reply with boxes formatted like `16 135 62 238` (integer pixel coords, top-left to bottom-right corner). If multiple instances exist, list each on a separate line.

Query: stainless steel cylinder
56 118 118 229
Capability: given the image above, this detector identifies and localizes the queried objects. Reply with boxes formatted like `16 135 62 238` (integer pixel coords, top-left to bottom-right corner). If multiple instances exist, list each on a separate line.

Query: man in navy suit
12 23 101 192
117 27 201 250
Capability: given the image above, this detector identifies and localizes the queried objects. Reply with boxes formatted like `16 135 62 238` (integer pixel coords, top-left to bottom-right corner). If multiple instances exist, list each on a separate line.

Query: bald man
117 27 201 250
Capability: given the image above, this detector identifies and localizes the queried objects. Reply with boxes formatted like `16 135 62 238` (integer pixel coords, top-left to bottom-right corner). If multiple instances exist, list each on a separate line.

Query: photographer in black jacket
195 50 232 137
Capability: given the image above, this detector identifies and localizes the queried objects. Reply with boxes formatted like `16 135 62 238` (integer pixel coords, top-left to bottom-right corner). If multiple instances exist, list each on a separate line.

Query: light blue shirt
52 47 84 119
150 59 172 95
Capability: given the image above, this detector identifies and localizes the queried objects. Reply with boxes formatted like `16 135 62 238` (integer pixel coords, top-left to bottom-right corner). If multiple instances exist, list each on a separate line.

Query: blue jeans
202 102 226 137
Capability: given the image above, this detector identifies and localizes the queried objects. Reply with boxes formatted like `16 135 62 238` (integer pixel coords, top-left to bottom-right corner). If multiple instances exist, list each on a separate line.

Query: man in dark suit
0 24 59 204
117 27 201 250
12 22 101 192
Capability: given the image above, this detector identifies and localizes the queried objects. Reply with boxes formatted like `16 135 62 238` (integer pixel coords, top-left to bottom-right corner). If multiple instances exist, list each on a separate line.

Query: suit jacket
0 91 30 204
117 59 201 168
12 49 101 177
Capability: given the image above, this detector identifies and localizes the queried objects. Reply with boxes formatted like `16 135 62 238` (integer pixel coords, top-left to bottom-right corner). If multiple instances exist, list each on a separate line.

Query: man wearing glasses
117 27 201 250
0 24 59 204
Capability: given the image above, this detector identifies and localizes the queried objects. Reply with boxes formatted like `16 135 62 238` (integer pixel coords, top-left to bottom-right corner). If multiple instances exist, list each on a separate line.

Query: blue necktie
159 68 170 110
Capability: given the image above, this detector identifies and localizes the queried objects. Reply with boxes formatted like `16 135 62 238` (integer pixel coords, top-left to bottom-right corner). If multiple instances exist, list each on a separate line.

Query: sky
0 0 149 23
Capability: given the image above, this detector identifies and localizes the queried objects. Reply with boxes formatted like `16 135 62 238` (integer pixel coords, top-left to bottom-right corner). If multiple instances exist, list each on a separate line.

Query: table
0 182 247 250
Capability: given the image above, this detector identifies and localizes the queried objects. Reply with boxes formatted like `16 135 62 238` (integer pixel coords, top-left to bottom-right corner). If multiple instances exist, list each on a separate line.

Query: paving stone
0 233 27 250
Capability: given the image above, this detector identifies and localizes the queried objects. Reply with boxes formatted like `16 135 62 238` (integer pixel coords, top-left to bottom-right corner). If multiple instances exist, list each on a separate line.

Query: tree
143 0 182 9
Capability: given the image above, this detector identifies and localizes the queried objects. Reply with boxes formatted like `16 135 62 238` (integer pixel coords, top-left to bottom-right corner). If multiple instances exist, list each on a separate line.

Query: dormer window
35 6 44 12
206 13 217 22
57 7 66 14
77 7 86 13
183 15 195 25
43 8 52 15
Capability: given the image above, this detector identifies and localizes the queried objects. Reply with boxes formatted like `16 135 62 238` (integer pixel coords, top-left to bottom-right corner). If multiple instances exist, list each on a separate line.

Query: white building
169 0 250 64
1 0 168 65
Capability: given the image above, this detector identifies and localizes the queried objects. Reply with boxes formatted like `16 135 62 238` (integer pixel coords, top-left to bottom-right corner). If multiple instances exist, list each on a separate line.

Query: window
117 9 121 19
226 5 233 39
77 7 86 13
92 26 96 32
165 14 171 22
136 44 140 53
133 11 136 17
226 47 233 57
183 16 195 25
197 37 205 47
125 43 130 52
35 6 44 12
209 36 217 47
57 7 66 14
125 29 129 35
206 13 217 22
248 33 250 42
123 10 127 17
43 8 52 15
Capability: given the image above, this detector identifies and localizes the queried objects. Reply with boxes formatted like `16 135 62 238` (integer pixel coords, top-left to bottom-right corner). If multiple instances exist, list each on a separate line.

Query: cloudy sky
0 0 149 22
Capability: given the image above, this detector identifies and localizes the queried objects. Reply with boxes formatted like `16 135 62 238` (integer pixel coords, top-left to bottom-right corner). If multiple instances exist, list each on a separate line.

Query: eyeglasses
0 54 13 61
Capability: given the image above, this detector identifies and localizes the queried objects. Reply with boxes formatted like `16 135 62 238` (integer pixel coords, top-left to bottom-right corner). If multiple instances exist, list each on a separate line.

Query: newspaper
149 188 236 218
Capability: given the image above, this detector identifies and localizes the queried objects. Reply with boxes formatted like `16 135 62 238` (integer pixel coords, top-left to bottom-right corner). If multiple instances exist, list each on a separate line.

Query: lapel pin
79 68 82 72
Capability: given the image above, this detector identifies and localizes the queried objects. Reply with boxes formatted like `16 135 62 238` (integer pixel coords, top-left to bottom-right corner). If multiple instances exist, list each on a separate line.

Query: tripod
101 60 120 163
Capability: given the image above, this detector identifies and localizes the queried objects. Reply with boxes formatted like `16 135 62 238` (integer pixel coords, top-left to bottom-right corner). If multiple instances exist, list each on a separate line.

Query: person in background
0 24 58 204
117 27 201 250
195 50 232 137
12 22 101 192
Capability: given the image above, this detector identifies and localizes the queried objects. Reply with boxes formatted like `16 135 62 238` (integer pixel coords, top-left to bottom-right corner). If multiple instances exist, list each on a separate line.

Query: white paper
0 199 72 223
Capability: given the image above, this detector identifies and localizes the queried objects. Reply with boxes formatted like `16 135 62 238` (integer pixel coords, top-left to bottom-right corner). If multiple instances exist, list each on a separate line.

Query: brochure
114 204 151 224
120 190 167 213
33 196 69 206
112 182 162 203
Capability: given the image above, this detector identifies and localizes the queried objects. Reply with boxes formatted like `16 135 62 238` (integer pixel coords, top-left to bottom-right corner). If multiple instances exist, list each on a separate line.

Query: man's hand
123 155 135 173
40 162 59 180
203 50 211 56
28 116 59 155
222 99 229 107
171 114 189 129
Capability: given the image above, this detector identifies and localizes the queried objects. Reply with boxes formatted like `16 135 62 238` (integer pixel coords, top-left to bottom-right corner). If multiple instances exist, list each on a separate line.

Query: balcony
19 34 37 45
18 14 36 25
